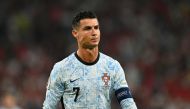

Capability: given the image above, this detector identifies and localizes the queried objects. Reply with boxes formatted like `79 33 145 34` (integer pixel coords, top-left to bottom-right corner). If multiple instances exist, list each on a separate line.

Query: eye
83 26 92 30
94 25 99 30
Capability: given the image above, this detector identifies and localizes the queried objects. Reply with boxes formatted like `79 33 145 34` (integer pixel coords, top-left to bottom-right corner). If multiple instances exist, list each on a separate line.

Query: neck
77 47 99 63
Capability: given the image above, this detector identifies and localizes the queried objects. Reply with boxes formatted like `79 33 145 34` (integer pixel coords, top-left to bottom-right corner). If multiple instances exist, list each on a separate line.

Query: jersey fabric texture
43 52 137 109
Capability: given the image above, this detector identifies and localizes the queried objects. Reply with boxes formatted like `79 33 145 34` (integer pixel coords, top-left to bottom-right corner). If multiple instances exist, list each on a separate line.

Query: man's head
72 11 100 49
72 11 97 29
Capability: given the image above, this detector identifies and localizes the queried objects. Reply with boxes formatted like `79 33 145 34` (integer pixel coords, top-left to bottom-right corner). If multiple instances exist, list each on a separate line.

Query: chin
83 44 98 49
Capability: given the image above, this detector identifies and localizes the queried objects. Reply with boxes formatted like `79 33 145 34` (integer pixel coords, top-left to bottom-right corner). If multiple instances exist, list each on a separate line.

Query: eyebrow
83 25 99 30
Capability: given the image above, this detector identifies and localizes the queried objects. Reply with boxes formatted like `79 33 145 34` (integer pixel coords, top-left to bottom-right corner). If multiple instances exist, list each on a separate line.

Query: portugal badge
102 73 110 86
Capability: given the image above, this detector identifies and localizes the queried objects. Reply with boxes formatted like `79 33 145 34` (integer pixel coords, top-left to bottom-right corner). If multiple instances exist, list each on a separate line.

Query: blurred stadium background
0 0 190 109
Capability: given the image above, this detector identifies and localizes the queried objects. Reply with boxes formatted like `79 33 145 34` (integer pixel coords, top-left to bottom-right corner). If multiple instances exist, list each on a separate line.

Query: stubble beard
82 43 98 50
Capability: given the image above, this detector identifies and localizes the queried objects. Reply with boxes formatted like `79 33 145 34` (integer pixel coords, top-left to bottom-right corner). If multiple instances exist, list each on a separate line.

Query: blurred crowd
0 0 190 109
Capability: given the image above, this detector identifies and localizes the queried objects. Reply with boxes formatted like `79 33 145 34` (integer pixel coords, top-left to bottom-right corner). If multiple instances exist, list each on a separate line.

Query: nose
91 28 97 36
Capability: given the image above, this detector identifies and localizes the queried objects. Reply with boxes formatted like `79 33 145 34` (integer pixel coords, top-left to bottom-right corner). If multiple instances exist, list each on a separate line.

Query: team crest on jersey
102 73 110 86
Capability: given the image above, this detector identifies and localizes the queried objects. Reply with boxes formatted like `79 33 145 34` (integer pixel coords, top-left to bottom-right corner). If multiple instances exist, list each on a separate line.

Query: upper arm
113 61 137 109
113 61 128 90
43 63 64 109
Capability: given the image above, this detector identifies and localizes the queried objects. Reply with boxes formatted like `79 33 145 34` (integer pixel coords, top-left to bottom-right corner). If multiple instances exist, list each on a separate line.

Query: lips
91 38 98 42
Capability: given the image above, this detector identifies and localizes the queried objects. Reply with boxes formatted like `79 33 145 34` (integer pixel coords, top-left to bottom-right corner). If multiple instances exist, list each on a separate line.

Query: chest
64 65 114 90
62 64 115 104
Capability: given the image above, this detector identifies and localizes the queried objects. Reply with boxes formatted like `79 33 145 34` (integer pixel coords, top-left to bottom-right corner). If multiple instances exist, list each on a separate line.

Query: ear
72 29 78 38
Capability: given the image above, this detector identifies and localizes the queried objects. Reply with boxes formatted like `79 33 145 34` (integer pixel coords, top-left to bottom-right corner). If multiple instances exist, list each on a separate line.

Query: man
43 11 137 109
0 93 21 109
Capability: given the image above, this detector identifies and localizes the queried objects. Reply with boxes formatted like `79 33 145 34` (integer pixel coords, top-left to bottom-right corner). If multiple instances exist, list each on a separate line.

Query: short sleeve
113 60 137 109
43 63 64 109
113 60 128 90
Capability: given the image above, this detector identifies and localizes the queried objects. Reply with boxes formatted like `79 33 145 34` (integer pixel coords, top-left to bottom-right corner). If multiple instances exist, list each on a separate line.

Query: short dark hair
72 11 97 29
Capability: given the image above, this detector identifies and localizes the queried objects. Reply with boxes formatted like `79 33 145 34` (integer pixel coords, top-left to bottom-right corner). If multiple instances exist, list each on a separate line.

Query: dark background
0 0 190 109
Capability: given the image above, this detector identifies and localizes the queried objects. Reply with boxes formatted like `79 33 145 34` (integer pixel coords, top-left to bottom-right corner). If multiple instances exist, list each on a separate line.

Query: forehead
79 18 99 27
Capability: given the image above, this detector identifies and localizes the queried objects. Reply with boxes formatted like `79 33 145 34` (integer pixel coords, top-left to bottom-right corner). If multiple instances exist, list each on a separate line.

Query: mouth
91 38 98 42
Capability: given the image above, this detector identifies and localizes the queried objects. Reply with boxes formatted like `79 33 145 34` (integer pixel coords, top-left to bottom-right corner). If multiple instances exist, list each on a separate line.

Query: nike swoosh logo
70 78 80 83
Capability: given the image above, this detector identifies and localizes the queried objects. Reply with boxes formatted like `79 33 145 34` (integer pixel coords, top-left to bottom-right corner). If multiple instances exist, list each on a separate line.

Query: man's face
72 18 100 49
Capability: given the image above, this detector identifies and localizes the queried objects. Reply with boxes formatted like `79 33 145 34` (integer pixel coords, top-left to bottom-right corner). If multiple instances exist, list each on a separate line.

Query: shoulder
100 52 120 63
51 53 75 74
100 52 116 62
54 53 75 68
99 52 120 68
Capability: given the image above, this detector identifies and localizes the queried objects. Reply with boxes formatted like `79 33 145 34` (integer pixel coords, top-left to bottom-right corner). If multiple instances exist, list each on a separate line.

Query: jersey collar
75 52 100 65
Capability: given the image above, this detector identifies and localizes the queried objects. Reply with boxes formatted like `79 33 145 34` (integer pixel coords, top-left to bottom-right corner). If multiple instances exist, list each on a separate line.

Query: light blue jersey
43 52 137 109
